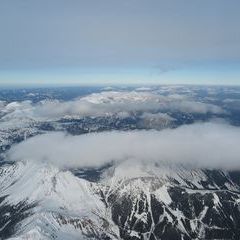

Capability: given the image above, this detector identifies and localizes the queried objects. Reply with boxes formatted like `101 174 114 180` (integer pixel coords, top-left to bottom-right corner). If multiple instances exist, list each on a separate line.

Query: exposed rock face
0 86 240 239
1 161 240 240
94 167 240 240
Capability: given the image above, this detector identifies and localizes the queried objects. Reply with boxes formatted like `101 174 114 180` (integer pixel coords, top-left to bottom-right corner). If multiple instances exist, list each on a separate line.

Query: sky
0 0 240 86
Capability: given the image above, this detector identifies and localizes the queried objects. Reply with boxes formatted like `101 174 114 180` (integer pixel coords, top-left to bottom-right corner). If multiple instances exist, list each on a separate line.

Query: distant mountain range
0 85 240 239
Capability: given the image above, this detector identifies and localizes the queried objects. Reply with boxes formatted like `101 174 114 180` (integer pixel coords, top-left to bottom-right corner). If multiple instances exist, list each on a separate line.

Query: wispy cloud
0 91 224 125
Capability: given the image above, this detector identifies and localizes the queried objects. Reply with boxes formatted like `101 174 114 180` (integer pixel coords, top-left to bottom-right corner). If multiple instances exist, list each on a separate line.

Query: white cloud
139 112 175 129
168 100 223 114
0 91 225 124
140 112 175 122
135 87 153 92
7 122 240 170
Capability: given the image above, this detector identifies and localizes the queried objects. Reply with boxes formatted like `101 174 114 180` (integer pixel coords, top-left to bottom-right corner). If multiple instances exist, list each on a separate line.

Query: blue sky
0 0 240 86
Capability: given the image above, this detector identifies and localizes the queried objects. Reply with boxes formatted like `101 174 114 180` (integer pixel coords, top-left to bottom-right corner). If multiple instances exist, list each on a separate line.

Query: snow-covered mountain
1 159 240 240
1 86 240 240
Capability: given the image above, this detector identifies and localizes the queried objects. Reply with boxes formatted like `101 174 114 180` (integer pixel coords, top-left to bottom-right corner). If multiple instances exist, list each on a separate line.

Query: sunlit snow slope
1 159 240 240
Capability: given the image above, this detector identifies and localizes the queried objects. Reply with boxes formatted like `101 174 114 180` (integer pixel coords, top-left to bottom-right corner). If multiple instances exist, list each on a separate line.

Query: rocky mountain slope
1 86 240 240
1 160 240 240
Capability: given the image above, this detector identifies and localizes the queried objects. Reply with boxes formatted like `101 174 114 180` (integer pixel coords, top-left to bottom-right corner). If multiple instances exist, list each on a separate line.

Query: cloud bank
7 122 240 170
1 91 224 124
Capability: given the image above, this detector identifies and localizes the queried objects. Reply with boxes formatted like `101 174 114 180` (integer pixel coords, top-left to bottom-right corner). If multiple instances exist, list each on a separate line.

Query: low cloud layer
7 122 240 170
1 91 224 124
